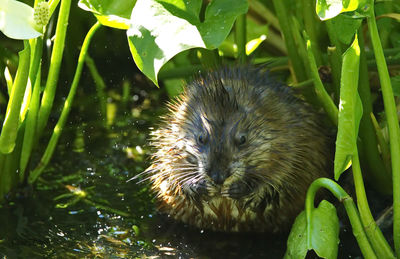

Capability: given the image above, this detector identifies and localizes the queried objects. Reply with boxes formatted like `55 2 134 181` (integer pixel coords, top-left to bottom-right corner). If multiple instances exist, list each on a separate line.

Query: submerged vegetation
0 0 400 257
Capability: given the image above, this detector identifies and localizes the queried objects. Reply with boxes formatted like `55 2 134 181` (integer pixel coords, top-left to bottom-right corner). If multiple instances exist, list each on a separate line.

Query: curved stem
29 22 102 184
305 178 376 259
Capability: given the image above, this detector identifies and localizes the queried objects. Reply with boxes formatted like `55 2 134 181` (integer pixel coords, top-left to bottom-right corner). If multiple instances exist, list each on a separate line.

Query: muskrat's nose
208 170 228 185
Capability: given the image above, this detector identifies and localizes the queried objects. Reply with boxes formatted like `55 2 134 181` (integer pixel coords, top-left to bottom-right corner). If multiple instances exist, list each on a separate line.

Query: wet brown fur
144 66 331 232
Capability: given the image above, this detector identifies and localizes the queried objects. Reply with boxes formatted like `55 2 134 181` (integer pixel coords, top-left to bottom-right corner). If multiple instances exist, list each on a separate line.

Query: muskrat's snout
206 168 230 185
205 152 232 185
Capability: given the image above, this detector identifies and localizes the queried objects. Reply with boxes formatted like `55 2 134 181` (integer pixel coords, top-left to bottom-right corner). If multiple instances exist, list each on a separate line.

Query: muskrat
142 66 331 233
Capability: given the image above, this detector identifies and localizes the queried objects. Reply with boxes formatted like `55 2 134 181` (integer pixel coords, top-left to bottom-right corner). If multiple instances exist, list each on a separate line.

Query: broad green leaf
285 210 308 259
316 0 362 20
285 200 340 259
334 35 363 180
310 201 340 258
127 0 248 85
0 0 42 39
330 14 362 45
78 0 136 29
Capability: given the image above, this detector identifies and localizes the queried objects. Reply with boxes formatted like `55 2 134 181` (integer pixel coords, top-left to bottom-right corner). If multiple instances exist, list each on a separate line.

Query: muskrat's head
149 67 327 204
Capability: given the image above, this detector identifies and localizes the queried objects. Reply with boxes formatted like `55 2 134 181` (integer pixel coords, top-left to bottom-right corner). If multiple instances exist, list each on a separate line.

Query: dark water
0 91 290 258
0 80 372 258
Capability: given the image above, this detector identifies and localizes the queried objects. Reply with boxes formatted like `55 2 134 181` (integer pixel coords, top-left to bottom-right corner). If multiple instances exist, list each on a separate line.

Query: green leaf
316 0 362 20
334 35 363 180
78 0 136 29
330 14 363 45
127 0 248 85
285 210 308 259
285 200 340 259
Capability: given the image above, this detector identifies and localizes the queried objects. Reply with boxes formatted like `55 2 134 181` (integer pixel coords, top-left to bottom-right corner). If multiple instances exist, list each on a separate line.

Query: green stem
0 153 6 202
357 30 392 193
28 37 43 87
20 68 41 177
272 0 307 82
370 113 391 173
352 150 395 258
48 0 61 17
85 55 107 120
248 0 280 31
367 5 400 257
0 42 30 154
305 39 338 125
29 22 102 184
290 20 321 107
36 0 71 136
290 79 314 89
305 178 376 259
235 14 246 63
301 0 322 66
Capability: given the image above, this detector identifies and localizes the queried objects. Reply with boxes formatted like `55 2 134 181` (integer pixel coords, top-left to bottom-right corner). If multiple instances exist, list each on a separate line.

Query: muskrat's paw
244 190 280 213
182 180 209 201
225 182 252 200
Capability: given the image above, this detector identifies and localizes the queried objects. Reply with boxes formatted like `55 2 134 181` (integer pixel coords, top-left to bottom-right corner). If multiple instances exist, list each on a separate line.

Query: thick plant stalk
305 39 338 125
301 0 322 66
29 22 102 184
0 42 30 154
357 31 392 193
20 69 41 177
367 5 400 257
271 0 306 82
235 14 246 63
352 151 395 258
36 0 71 136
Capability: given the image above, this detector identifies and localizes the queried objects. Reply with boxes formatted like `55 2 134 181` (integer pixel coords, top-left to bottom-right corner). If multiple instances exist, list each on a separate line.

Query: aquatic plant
0 0 99 199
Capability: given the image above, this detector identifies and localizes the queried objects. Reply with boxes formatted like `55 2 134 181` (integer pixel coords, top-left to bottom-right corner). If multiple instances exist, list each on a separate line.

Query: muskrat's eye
236 134 247 146
197 134 207 145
